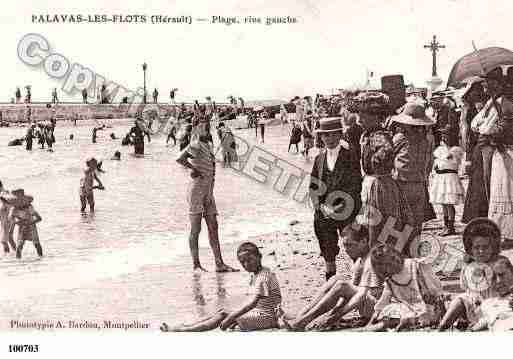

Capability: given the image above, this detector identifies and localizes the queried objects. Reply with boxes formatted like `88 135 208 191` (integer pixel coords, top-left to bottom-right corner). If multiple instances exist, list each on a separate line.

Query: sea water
0 121 313 320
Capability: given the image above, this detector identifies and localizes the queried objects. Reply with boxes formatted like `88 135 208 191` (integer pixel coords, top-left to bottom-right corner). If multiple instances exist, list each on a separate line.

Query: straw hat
316 117 343 133
1 188 33 208
391 103 435 126
347 91 390 115
480 67 504 81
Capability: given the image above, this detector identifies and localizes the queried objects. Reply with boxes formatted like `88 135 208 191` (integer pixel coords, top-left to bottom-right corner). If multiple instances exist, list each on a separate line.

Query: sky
1 0 513 103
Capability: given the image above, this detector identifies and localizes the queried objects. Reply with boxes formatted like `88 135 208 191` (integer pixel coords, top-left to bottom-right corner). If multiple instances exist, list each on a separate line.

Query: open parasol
447 47 513 87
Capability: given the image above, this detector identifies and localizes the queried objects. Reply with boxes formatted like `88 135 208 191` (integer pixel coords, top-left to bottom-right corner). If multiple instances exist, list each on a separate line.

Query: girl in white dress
363 244 443 331
429 126 465 236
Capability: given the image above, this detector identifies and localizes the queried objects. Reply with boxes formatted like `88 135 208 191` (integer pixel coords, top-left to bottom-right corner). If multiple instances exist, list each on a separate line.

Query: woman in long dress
487 89 513 242
463 68 505 224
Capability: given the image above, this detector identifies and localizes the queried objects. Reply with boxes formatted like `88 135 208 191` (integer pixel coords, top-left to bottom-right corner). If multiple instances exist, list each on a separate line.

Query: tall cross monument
424 35 445 95
424 35 445 77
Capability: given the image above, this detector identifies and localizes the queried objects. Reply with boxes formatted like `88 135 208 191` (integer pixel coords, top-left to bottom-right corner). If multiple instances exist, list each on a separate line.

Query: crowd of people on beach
159 66 513 332
3 66 513 332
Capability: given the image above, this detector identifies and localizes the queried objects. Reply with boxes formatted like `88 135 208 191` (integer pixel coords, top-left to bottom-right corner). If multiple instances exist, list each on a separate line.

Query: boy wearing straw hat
309 117 362 281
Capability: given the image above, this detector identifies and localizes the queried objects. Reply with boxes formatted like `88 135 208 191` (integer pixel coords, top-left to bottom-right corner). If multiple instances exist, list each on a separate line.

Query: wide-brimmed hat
347 91 390 115
1 188 33 208
316 117 343 133
479 66 504 82
460 78 485 101
391 103 435 126
462 218 501 257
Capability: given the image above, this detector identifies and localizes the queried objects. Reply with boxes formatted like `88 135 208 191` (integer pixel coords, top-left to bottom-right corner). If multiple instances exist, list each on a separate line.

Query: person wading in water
176 121 238 273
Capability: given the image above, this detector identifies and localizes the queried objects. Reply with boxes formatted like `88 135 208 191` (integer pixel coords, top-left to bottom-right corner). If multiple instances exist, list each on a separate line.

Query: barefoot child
439 218 503 330
0 196 16 254
80 157 105 213
429 126 465 236
283 225 382 330
5 189 43 259
471 257 513 331
176 122 237 273
160 242 281 332
364 244 443 331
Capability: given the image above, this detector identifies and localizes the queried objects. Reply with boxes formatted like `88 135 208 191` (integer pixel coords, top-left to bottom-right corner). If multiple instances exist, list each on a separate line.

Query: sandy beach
0 209 490 332
3 121 509 332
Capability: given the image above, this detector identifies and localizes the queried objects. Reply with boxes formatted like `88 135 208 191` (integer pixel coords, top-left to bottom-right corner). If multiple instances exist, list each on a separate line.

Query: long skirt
423 184 437 221
396 181 428 249
462 144 495 223
359 175 414 254
489 147 513 240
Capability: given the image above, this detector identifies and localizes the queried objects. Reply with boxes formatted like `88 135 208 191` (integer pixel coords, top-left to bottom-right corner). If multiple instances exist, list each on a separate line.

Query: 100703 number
8 344 39 353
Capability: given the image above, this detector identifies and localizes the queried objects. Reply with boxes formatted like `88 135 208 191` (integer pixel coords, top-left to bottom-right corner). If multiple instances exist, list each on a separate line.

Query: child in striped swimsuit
161 242 282 332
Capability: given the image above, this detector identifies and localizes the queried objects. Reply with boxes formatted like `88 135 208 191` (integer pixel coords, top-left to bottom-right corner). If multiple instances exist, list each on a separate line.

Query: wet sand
2 123 512 331
0 212 483 331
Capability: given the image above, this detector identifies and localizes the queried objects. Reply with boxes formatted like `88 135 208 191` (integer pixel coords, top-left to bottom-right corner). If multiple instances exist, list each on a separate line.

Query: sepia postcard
1 0 513 357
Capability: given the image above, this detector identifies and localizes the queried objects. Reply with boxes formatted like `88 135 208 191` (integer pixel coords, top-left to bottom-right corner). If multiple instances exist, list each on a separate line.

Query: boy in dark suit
310 117 362 280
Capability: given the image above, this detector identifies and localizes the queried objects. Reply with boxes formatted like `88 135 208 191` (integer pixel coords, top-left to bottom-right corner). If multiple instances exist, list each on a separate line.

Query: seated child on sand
283 224 383 330
439 218 503 330
160 242 282 331
362 244 443 332
471 256 513 331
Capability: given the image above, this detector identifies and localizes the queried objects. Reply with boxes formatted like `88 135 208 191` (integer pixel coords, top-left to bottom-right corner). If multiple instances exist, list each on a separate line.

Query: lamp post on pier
142 62 148 104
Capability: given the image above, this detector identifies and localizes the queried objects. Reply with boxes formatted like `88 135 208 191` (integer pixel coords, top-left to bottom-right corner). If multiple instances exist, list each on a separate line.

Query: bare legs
15 240 43 259
286 276 357 329
2 237 16 254
188 214 238 272
80 194 95 213
161 310 229 332
189 214 205 271
438 297 466 331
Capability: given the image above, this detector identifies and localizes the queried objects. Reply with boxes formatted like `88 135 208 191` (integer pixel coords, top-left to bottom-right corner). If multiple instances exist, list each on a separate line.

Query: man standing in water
129 119 151 155
176 121 238 273
25 124 35 151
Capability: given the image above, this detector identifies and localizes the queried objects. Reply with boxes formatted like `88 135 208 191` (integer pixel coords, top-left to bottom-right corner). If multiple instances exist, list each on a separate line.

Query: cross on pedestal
424 35 445 77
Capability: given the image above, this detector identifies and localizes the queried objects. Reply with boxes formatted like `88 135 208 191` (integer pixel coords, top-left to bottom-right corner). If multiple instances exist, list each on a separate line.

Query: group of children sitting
162 217 513 332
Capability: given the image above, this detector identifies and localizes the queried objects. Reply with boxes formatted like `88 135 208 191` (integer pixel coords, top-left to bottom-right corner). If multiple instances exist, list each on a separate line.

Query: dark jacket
309 145 362 223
